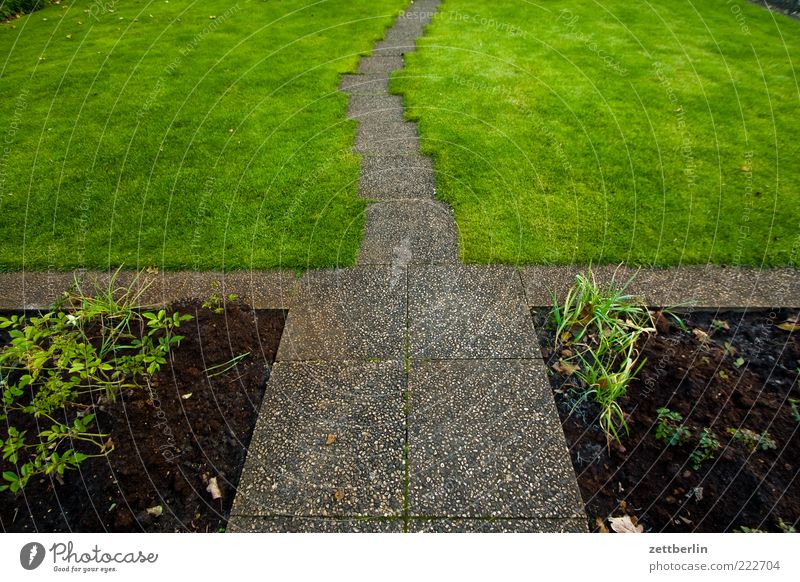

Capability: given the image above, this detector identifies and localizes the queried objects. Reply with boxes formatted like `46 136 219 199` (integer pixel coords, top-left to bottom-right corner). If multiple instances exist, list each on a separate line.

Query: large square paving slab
231 361 406 518
359 154 435 200
228 516 404 533
277 268 405 361
408 359 585 519
408 265 539 359
407 518 587 533
358 201 458 266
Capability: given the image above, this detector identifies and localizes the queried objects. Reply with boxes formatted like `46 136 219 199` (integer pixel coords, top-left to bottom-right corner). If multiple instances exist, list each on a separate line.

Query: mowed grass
0 0 408 270
393 0 800 266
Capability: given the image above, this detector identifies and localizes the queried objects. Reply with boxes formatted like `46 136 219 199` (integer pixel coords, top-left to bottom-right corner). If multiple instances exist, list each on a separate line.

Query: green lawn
394 0 800 266
0 0 408 271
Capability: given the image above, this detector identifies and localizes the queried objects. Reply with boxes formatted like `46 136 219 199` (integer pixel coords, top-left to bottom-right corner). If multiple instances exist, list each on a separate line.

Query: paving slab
357 55 405 75
407 518 588 533
228 516 403 533
359 154 435 200
276 267 405 361
355 120 419 154
231 361 406 517
358 201 458 266
339 73 389 94
355 125 420 154
346 94 405 123
408 359 585 519
519 265 800 307
408 265 539 359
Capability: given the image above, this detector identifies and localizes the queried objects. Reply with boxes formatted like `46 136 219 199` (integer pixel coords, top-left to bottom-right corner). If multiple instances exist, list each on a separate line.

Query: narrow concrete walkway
228 0 587 532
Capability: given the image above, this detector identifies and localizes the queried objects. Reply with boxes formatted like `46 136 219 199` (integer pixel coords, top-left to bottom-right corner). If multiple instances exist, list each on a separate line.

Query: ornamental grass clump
0 270 191 493
551 270 665 445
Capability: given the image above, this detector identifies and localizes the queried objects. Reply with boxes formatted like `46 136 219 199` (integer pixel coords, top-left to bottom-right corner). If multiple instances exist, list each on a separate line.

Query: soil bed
534 308 799 533
0 300 285 532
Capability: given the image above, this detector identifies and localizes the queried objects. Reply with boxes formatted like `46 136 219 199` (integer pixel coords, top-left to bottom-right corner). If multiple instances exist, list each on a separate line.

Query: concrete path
228 0 587 533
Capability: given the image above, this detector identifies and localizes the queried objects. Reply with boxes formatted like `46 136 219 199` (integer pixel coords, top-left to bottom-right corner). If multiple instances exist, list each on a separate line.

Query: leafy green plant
789 399 800 424
202 281 239 314
689 428 721 470
655 408 692 446
0 271 192 493
551 269 665 445
726 428 777 452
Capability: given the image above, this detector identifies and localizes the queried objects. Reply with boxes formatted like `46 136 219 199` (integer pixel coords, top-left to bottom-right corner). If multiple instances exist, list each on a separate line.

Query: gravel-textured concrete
357 55 405 74
408 359 585 519
519 265 800 307
407 518 587 533
231 361 406 518
358 201 458 266
0 270 297 310
408 265 540 359
276 267 406 361
355 121 419 154
346 94 406 123
228 516 404 533
359 154 435 200
339 74 389 94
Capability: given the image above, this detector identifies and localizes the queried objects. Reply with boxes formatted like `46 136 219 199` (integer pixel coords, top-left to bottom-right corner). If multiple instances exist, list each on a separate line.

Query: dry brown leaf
181 392 192 400
146 505 163 517
596 517 610 533
325 434 337 445
334 489 345 502
609 515 644 533
206 477 222 500
777 319 800 332
693 328 712 344
553 359 579 376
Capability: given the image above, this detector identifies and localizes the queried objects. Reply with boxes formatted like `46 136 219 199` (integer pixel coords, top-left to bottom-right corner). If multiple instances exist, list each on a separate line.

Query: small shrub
655 408 691 446
0 0 53 21
0 271 192 493
689 428 721 470
726 427 777 452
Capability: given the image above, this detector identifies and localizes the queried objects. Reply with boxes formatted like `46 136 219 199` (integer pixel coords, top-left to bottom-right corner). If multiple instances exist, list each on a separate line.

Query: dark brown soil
0 300 285 532
534 308 800 533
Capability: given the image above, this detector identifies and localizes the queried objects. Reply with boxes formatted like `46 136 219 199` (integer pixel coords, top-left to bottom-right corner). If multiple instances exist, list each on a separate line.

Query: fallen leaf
334 489 345 502
146 265 158 274
693 328 712 345
719 370 729 380
609 514 644 533
325 434 337 445
596 517 610 533
206 477 222 500
560 348 573 358
741 164 751 172
777 320 800 332
181 392 192 400
553 359 579 376
146 505 163 517
559 330 572 343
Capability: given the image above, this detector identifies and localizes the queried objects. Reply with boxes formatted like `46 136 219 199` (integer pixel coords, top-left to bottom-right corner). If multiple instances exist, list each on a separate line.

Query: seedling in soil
776 518 796 533
0 270 192 493
789 399 800 424
202 281 239 314
203 352 251 378
689 428 721 470
726 428 777 452
655 408 691 446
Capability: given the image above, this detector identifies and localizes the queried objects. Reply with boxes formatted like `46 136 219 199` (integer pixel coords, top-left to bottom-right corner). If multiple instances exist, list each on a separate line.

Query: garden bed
0 300 285 532
534 308 799 533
